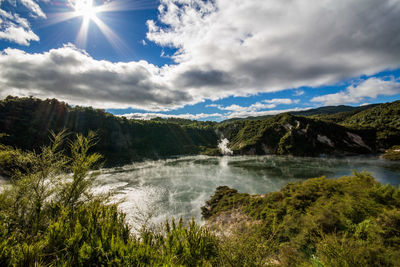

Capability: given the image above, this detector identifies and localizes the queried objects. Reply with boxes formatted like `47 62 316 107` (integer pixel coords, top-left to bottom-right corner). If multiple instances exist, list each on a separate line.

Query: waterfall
218 138 233 156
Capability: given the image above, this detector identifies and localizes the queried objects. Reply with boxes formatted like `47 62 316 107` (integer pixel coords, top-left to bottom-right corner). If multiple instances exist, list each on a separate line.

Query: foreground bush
0 132 219 266
1 131 399 266
202 172 400 266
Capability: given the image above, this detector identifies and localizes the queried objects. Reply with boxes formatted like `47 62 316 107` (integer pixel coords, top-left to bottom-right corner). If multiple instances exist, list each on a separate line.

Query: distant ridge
221 104 378 123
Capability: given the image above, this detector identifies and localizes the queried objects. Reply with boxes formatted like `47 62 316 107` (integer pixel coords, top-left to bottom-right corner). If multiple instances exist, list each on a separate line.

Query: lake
95 155 400 228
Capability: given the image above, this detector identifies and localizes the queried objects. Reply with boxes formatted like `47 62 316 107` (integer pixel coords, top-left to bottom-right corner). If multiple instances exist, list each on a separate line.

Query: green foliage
1 132 400 266
218 101 400 157
220 104 377 123
382 145 400 161
202 172 400 266
0 146 30 178
339 100 400 147
2 96 400 162
201 147 222 156
1 96 400 265
138 218 219 266
219 113 376 156
0 132 221 266
0 96 219 167
291 104 377 117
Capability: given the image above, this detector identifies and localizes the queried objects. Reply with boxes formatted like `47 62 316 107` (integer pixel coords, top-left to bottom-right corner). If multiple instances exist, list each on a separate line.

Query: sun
73 0 98 20
47 0 135 53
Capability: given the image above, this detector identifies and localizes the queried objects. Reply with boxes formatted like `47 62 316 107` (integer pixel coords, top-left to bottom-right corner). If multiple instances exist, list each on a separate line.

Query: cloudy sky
0 0 399 121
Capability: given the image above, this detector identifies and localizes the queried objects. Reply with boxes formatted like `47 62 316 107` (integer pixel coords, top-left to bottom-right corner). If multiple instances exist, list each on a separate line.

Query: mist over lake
95 155 400 227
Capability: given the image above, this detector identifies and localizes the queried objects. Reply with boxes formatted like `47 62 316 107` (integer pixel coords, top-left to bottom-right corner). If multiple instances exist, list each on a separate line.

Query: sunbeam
75 15 90 47
91 15 131 57
97 0 158 13
41 0 156 53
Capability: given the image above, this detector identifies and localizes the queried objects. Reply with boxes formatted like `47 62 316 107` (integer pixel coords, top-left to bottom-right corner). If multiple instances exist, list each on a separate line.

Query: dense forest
0 96 218 167
1 96 400 169
217 113 377 156
221 103 378 123
217 100 400 157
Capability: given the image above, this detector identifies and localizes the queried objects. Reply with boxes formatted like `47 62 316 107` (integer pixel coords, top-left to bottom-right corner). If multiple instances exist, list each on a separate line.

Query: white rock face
317 134 334 147
218 138 233 155
346 132 371 150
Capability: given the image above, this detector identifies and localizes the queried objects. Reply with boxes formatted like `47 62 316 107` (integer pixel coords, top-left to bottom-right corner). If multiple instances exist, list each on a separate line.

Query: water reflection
95 155 400 227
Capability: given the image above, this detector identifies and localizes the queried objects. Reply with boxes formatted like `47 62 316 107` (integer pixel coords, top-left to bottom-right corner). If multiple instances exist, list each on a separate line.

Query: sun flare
74 0 98 20
45 0 142 53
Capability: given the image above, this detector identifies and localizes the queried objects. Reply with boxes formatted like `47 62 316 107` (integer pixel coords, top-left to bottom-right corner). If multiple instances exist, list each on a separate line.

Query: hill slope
219 113 377 156
202 172 400 266
0 96 219 166
1 96 399 161
221 103 377 123
339 101 400 147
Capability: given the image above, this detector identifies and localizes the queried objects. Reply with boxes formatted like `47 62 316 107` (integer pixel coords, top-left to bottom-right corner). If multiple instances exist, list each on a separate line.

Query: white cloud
119 112 223 120
207 99 304 119
119 108 312 121
225 107 312 119
206 98 297 117
205 103 221 108
360 103 371 106
1 0 400 109
20 0 46 18
293 90 305 96
215 103 276 112
263 98 298 105
0 22 39 45
0 0 45 45
146 0 400 101
0 45 194 110
311 77 400 105
209 98 296 112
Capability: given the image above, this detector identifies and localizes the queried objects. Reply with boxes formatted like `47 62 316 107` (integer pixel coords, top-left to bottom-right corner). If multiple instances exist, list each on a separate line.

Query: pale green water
95 155 400 227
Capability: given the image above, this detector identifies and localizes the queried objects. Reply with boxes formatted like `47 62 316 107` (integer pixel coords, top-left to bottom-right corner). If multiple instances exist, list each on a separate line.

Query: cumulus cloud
119 107 311 121
20 0 46 18
0 0 44 45
293 90 305 96
119 112 223 120
1 0 400 109
209 98 297 112
311 77 400 105
204 98 302 118
225 107 312 119
147 0 400 101
0 21 39 45
0 45 194 110
263 98 298 105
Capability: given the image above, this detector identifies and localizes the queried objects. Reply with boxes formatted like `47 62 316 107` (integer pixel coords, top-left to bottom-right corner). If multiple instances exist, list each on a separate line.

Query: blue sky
0 0 399 121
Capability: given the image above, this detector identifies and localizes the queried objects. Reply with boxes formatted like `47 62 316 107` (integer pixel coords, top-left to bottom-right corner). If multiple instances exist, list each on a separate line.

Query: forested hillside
1 96 399 164
310 101 400 148
221 103 377 123
0 96 218 166
219 101 400 156
218 113 377 156
340 101 400 147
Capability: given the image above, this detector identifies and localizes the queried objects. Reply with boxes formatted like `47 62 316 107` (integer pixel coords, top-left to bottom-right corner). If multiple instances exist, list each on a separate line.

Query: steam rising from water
93 155 400 229
218 138 233 155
